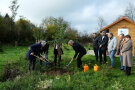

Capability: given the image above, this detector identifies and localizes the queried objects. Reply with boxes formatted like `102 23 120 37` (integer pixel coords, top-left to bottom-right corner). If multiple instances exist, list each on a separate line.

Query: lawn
0 45 135 90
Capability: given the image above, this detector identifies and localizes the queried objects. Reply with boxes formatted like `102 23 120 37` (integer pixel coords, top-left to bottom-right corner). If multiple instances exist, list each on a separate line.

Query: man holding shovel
68 40 86 69
26 41 47 71
39 41 49 67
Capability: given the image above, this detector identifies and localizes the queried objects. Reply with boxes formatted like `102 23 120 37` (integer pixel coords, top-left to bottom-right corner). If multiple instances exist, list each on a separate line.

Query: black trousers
77 53 85 68
94 48 99 61
99 49 107 64
125 67 131 76
54 53 61 66
28 56 36 71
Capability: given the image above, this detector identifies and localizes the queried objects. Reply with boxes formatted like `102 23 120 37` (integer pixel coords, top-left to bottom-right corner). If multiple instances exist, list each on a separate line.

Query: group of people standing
25 31 133 76
92 31 133 76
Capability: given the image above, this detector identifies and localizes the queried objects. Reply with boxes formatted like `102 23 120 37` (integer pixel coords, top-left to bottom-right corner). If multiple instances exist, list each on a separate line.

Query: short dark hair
120 33 124 37
93 33 96 35
102 31 106 33
125 35 131 39
109 33 113 36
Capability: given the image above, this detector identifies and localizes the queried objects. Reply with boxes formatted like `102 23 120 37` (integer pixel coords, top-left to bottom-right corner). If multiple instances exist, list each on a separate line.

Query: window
118 28 129 36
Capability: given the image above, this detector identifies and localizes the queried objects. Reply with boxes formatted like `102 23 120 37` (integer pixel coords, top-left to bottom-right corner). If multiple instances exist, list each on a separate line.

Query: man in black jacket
68 40 86 69
92 33 99 62
98 31 108 64
54 43 63 66
26 41 46 71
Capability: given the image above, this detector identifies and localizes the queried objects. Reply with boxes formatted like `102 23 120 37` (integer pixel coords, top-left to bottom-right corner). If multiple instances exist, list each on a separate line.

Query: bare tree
97 16 106 30
124 3 135 21
9 0 19 46
9 0 19 21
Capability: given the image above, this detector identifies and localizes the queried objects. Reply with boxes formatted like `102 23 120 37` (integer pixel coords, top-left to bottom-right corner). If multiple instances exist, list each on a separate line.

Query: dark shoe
78 68 83 71
78 66 83 70
125 73 130 76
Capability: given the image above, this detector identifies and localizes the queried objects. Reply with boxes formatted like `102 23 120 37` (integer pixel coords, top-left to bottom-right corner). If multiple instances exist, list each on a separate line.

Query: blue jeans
39 53 48 67
109 50 116 67
120 55 126 70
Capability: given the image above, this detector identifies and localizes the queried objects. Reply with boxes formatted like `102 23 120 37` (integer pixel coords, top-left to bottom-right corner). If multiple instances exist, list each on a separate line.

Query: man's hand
72 57 74 61
99 45 102 48
42 56 48 62
40 57 44 61
30 52 34 56
42 56 45 59
121 52 123 56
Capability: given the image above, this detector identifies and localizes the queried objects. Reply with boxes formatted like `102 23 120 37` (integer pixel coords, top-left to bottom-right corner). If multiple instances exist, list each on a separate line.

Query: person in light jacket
121 35 133 76
108 33 118 68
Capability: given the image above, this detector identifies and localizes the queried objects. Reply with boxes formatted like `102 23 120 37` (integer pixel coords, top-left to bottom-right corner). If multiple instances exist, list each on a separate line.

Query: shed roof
100 16 135 31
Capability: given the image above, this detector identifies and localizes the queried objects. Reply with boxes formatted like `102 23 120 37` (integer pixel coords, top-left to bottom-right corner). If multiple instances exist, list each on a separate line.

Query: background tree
65 28 78 42
41 17 56 41
9 0 19 45
53 17 69 44
77 32 92 45
124 3 135 21
0 14 17 44
41 17 70 44
16 18 35 45
9 0 19 21
97 16 106 30
33 26 44 43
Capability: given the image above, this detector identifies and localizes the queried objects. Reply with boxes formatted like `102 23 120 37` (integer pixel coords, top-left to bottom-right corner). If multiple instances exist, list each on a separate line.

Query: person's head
93 33 97 38
41 40 47 47
125 35 131 42
108 33 113 38
101 31 106 36
119 33 124 40
68 40 74 46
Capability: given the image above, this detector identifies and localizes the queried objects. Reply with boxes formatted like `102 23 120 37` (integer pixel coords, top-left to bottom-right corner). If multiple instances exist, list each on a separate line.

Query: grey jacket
108 36 118 52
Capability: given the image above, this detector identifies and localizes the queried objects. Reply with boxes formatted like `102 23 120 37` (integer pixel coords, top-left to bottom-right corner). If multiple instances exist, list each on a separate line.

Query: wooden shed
100 16 135 55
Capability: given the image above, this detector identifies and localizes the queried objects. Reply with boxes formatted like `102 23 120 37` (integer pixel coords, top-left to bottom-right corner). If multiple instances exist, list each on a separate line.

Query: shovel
33 54 50 63
64 59 73 69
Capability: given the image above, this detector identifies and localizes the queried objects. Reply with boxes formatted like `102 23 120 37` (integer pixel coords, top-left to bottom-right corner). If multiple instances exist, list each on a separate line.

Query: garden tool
64 59 73 69
33 54 50 63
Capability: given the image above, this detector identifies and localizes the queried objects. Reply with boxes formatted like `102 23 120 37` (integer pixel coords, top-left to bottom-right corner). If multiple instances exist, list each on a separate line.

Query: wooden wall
107 19 135 55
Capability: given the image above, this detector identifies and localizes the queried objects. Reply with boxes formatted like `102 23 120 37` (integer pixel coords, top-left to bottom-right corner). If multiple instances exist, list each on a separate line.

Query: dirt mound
2 64 24 81
46 68 74 76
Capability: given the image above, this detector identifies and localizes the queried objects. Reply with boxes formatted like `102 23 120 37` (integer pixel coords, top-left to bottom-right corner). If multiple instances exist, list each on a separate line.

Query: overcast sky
0 0 135 33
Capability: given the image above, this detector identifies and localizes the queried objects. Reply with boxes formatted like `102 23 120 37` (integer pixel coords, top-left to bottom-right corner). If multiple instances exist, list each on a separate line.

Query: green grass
0 45 135 90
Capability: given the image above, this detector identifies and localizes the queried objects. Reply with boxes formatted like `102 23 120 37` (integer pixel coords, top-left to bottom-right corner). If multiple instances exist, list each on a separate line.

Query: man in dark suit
68 40 86 69
54 43 63 66
92 33 99 62
98 31 108 64
26 41 46 71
